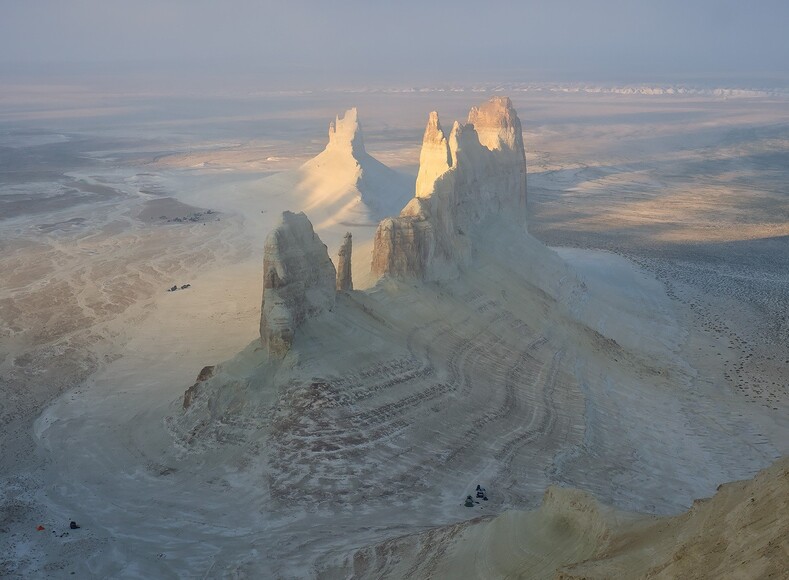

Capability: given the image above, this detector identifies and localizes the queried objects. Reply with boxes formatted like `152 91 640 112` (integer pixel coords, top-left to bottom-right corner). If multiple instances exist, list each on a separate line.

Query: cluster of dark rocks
160 209 216 223
167 283 191 292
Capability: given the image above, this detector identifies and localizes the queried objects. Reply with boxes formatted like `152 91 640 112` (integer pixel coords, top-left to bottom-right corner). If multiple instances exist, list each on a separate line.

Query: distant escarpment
260 211 337 357
371 96 527 281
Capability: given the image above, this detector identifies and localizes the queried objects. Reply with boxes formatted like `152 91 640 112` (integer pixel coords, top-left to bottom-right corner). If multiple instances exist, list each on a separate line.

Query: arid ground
1 85 787 577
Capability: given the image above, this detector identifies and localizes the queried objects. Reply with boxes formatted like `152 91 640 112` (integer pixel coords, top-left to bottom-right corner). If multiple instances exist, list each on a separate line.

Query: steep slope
262 108 412 232
320 457 789 580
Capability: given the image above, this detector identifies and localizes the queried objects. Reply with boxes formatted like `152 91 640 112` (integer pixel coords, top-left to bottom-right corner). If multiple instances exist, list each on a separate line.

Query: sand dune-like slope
250 108 411 272
187 107 412 289
322 457 788 579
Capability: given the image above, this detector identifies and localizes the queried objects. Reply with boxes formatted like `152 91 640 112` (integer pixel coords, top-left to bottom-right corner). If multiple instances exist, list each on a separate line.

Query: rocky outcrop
326 107 365 157
294 108 412 228
182 365 216 409
415 111 452 199
371 96 527 281
370 213 435 278
260 211 336 357
336 232 353 291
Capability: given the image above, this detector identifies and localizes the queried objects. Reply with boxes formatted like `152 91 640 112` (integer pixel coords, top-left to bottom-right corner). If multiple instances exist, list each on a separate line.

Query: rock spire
371 96 527 281
336 232 353 291
327 107 365 157
260 212 336 357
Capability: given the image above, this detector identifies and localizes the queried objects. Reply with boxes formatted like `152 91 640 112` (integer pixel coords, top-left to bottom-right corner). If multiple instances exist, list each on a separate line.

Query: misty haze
1 1 788 578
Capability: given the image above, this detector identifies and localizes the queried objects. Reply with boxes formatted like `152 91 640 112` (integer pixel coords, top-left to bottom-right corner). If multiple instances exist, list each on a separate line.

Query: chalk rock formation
371 96 527 281
294 108 411 227
260 211 336 357
415 111 452 199
327 107 365 157
336 232 353 291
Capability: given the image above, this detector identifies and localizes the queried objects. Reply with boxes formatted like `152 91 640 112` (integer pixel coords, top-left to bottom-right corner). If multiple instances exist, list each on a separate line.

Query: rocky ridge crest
371 96 527 281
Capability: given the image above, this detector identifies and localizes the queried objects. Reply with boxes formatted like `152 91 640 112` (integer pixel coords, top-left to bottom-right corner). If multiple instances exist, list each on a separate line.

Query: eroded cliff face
371 96 527 281
260 211 336 357
415 111 452 199
326 107 365 157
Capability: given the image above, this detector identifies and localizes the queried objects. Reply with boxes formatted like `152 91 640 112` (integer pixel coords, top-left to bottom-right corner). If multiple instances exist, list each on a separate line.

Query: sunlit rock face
460 96 527 224
260 211 336 357
300 107 411 225
326 107 365 157
370 215 435 278
415 111 452 199
371 96 527 281
336 232 353 291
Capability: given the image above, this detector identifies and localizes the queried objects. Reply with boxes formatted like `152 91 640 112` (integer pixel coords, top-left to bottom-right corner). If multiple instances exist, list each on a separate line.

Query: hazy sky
2 0 788 85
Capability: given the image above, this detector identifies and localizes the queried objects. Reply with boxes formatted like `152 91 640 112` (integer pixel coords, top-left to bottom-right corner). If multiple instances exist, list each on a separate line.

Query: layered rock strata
260 211 336 357
371 96 527 281
336 232 353 291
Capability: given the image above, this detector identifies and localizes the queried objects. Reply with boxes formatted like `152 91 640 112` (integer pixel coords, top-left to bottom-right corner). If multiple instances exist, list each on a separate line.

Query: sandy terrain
1 88 787 577
321 457 788 579
20 225 783 578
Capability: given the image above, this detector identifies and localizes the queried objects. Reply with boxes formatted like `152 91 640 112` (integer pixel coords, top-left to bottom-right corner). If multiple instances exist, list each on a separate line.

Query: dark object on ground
70 521 80 529
167 285 178 292
464 495 474 507
180 284 191 289
36 525 45 531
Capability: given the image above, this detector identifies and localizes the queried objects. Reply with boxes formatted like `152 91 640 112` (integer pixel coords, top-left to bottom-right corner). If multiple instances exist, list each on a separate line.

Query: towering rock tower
371 96 527 281
295 107 412 227
326 107 366 158
260 212 336 357
336 232 353 291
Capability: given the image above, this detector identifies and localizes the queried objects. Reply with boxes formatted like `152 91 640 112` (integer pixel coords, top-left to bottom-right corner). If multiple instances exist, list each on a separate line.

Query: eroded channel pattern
266 289 585 509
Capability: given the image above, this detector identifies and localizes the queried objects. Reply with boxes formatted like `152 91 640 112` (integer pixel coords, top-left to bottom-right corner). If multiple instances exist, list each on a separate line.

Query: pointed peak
415 111 453 199
427 110 441 130
422 111 447 146
327 107 365 156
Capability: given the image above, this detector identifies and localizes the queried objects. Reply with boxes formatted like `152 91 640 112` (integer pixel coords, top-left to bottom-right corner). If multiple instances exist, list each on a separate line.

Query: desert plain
1 83 787 577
